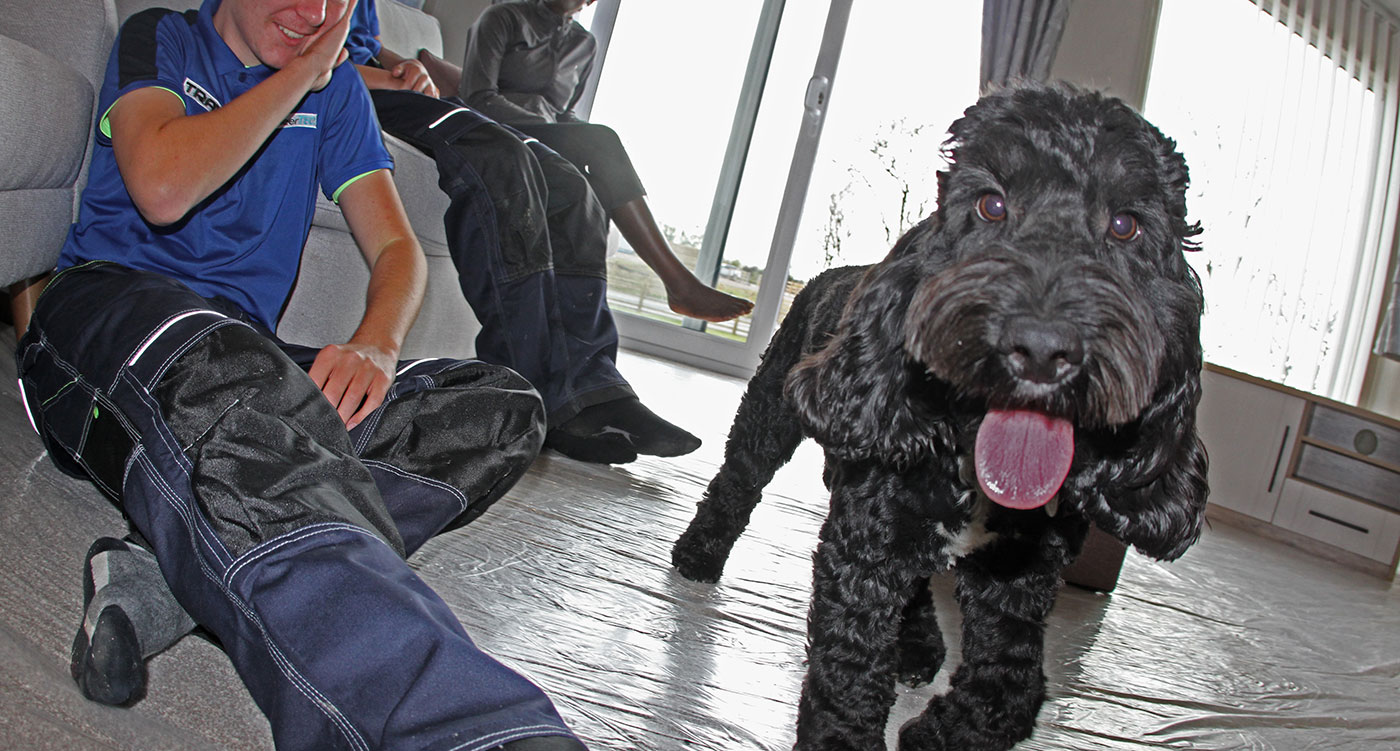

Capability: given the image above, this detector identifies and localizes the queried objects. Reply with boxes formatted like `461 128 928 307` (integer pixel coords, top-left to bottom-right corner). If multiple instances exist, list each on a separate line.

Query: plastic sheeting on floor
2 341 1397 750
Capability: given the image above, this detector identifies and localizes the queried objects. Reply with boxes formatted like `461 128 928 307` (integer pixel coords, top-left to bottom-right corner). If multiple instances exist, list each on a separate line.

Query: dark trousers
17 263 578 751
512 121 646 213
370 90 631 427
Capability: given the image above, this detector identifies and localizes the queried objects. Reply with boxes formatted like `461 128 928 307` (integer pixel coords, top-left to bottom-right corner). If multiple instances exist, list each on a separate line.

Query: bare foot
666 282 754 322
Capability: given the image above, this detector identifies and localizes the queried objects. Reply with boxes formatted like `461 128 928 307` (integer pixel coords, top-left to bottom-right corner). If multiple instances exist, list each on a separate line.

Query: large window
1145 0 1400 403
577 1 979 375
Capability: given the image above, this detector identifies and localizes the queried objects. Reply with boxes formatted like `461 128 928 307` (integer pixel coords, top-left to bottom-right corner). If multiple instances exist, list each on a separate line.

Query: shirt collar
197 0 275 80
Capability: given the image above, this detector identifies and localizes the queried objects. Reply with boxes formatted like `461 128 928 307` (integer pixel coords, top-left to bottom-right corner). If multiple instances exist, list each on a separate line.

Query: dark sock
597 396 701 457
545 421 639 464
548 396 700 461
71 537 196 706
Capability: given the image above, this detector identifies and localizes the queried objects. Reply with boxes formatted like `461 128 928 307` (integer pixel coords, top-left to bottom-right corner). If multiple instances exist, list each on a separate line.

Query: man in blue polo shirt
16 0 584 748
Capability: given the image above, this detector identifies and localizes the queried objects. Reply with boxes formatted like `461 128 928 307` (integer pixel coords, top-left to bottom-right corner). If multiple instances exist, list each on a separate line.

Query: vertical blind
1145 0 1400 403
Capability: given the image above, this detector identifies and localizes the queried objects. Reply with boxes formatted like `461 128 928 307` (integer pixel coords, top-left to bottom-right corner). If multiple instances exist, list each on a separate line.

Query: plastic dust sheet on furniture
0 342 1397 750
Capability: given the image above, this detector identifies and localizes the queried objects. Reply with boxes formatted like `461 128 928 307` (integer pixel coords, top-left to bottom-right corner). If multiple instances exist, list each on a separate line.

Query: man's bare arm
355 40 437 97
108 1 356 225
307 169 427 429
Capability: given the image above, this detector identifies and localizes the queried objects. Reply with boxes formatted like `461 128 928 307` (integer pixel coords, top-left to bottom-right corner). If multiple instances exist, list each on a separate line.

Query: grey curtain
980 0 1074 90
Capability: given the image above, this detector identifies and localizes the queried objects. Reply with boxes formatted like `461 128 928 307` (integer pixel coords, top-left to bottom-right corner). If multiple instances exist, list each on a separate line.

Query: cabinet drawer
1292 443 1400 513
1305 403 1400 466
1274 479 1400 563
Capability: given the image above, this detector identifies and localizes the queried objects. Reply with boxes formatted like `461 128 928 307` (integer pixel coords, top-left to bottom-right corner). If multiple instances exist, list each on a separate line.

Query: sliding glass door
581 1 980 377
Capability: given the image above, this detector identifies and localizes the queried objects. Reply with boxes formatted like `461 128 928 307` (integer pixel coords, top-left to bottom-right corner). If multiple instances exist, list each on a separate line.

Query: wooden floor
1 323 1397 750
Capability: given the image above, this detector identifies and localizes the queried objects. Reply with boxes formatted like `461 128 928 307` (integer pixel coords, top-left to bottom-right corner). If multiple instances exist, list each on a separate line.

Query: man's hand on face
299 0 358 91
308 339 397 430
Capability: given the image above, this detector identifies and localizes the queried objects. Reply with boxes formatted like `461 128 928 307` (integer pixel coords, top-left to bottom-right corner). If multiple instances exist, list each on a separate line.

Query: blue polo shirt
60 0 393 331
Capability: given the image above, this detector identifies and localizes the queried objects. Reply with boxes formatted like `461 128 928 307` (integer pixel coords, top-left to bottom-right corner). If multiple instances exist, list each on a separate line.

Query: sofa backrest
2 0 117 94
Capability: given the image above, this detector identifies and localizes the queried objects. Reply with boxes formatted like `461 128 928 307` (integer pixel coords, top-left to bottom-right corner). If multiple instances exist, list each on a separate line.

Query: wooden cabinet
1197 367 1306 521
1197 364 1400 579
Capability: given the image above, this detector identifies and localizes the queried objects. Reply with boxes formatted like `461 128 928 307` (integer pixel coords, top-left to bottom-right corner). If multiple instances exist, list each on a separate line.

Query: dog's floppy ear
785 220 949 467
1077 281 1209 561
1064 93 1209 560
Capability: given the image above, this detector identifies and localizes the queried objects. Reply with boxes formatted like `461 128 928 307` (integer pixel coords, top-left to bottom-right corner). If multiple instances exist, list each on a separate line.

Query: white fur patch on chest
934 489 997 561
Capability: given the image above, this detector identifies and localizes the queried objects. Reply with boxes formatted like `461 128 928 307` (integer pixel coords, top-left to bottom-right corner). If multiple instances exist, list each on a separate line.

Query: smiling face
214 0 350 69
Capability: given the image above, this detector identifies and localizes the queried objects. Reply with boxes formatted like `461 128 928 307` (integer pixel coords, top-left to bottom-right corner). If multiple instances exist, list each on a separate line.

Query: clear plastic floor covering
1 340 1397 750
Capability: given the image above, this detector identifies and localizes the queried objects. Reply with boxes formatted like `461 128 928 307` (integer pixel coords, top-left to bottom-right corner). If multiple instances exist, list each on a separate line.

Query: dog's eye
1109 212 1140 241
976 193 1007 222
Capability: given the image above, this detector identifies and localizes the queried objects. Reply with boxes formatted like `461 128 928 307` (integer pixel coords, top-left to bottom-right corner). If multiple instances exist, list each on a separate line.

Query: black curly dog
672 83 1209 751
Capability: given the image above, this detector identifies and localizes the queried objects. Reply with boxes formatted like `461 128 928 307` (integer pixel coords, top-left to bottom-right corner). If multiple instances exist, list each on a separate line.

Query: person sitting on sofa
348 0 741 465
422 0 748 336
24 0 584 748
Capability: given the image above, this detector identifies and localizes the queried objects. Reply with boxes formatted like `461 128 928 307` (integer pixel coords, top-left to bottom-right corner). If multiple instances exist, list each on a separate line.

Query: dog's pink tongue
974 409 1074 510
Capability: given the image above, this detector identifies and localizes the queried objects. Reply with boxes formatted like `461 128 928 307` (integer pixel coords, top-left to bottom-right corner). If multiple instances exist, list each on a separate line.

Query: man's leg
282 347 548 554
523 140 701 460
369 90 642 462
21 264 579 750
67 352 551 707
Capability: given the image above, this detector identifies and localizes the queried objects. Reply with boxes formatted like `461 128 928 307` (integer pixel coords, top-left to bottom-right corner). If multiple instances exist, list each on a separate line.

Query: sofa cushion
0 37 93 191
0 189 79 284
378 0 444 59
2 0 115 92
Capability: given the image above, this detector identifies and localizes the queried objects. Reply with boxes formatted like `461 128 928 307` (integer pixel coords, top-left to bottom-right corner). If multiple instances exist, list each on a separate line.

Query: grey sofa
3 0 479 359
0 0 115 317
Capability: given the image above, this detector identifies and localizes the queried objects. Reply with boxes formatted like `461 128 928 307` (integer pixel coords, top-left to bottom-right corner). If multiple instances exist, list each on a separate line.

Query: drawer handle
1307 509 1370 534
1268 426 1290 493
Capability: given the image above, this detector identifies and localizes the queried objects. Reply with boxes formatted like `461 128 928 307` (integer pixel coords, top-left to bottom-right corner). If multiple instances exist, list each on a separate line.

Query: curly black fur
671 83 1209 751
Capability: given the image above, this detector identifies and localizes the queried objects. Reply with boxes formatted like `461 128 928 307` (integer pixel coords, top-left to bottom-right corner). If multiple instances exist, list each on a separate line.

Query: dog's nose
998 316 1084 384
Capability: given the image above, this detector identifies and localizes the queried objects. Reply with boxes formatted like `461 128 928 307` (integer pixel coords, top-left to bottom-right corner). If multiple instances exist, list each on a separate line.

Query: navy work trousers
16 263 580 751
370 90 631 427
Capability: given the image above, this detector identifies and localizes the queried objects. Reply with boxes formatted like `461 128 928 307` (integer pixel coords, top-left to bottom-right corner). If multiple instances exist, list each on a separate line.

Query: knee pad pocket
153 325 404 557
359 360 545 518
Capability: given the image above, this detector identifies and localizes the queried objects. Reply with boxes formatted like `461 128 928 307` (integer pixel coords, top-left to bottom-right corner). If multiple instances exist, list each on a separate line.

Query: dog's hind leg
671 347 807 582
896 577 945 687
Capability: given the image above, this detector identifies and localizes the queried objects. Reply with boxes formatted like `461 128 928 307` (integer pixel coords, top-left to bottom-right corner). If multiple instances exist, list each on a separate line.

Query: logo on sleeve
281 113 318 129
183 78 221 111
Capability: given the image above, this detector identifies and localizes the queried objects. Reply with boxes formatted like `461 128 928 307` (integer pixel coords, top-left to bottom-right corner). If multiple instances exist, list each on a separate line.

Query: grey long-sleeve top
459 0 598 125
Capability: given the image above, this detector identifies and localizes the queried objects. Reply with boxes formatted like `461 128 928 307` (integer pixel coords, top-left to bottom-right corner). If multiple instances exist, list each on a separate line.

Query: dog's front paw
897 714 947 751
670 531 729 582
897 694 1034 751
